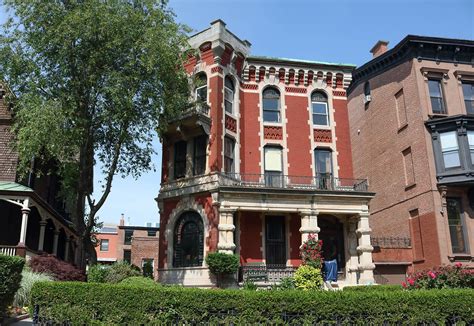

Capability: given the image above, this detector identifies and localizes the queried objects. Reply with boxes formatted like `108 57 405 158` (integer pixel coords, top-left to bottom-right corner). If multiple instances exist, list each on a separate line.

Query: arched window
173 211 204 268
263 88 280 123
195 73 207 103
224 76 235 114
311 91 329 126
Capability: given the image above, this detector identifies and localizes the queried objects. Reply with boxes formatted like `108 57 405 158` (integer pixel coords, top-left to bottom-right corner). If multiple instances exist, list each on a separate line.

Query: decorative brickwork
333 90 346 97
264 126 283 140
285 87 307 94
225 115 237 133
313 129 332 143
241 83 258 90
211 66 223 74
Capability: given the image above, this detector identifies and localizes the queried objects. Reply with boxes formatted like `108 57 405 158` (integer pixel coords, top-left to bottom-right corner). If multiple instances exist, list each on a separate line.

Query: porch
0 182 79 264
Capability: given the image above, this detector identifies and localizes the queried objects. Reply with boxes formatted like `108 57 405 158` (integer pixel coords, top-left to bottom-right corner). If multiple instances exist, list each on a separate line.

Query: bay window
439 131 460 169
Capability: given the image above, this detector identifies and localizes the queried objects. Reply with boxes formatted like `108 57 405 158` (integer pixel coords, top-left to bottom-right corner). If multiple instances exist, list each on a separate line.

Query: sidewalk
10 318 33 326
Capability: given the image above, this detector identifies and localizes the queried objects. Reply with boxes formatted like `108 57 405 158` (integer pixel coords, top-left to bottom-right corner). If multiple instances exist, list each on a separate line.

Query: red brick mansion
156 20 375 287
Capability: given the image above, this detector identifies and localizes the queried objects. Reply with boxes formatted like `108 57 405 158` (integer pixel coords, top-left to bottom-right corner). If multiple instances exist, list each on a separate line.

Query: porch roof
0 181 34 192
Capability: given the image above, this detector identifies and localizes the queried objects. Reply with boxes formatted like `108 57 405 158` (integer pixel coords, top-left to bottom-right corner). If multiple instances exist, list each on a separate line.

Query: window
462 81 474 115
311 92 329 126
124 230 133 245
193 135 207 175
264 146 283 187
123 249 131 264
428 79 446 114
468 131 474 164
446 198 469 254
224 136 235 174
364 81 371 97
100 239 109 251
440 131 460 169
262 88 281 123
314 149 332 189
147 230 157 237
174 141 187 179
224 77 235 114
173 211 204 267
142 258 154 272
195 73 207 103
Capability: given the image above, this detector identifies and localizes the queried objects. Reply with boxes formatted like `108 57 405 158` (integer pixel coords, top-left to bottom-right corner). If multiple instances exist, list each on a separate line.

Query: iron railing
170 102 210 122
220 173 369 192
242 264 296 283
371 236 411 248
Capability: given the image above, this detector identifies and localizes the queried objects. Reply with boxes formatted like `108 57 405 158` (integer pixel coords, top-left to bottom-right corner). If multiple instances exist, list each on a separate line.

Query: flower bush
293 265 323 290
29 254 85 281
403 263 474 290
300 234 323 269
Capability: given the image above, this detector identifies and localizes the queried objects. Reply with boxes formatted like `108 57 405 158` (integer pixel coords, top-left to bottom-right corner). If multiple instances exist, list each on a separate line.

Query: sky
1 0 473 226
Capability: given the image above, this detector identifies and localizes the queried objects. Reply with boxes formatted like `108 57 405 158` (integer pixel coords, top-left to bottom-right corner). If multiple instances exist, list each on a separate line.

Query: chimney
370 40 389 58
119 213 125 226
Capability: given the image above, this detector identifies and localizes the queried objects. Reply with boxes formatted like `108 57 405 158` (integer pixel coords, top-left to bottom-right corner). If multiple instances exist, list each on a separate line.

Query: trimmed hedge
0 255 25 316
31 282 474 325
343 284 403 292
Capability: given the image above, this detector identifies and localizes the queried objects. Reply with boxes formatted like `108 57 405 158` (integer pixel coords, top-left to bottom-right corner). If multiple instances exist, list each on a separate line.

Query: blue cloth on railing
324 259 338 282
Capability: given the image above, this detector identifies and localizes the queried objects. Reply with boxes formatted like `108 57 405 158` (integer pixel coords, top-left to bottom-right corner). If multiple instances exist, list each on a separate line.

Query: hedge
343 284 403 292
31 282 474 325
0 255 25 316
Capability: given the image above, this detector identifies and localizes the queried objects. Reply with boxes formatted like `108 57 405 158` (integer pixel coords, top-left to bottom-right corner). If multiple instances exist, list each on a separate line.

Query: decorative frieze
285 87 307 94
313 129 332 143
225 115 237 133
211 66 223 74
264 125 283 140
333 90 346 97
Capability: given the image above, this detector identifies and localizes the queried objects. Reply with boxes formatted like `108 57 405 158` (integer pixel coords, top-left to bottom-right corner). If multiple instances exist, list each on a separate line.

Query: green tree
0 0 190 266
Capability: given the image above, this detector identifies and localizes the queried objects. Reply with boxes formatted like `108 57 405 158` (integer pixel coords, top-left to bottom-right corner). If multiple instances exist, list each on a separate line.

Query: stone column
346 218 360 285
356 212 375 284
38 220 47 252
52 230 60 256
299 210 320 246
18 198 31 245
64 238 70 262
217 208 236 254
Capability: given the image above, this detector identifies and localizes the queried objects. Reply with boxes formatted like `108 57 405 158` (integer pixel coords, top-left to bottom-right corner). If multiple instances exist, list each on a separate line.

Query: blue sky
1 0 473 226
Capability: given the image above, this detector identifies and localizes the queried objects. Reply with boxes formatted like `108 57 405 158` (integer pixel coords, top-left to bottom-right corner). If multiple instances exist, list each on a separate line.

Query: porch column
38 220 47 252
52 230 60 256
18 198 31 245
356 212 375 284
346 218 360 285
299 210 320 246
64 238 70 262
217 208 236 254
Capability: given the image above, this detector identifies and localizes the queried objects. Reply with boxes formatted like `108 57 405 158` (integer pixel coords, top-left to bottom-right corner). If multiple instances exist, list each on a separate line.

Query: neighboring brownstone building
348 36 474 283
95 215 160 279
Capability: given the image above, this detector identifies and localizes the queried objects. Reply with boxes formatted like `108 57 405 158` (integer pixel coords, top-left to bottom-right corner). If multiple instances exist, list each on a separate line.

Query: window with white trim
311 91 329 126
264 146 283 187
195 73 207 103
462 81 474 115
428 79 446 114
224 136 235 174
224 76 234 114
100 239 109 251
262 88 281 123
440 131 460 169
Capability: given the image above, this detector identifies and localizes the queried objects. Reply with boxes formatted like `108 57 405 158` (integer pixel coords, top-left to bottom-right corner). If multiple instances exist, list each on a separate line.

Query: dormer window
224 76 235 114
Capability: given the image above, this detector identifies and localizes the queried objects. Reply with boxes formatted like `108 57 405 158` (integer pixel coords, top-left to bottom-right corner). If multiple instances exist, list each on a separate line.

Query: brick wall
0 97 18 182
131 230 159 280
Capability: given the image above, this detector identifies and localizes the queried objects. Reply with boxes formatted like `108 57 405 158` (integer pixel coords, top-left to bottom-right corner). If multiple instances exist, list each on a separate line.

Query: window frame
262 87 281 123
174 141 187 179
224 136 235 174
428 78 447 114
124 230 133 245
462 81 474 115
224 76 235 115
173 211 204 268
99 239 109 252
311 91 329 126
439 131 461 170
193 135 207 176
195 73 208 103
264 146 284 187
314 148 333 176
446 197 470 254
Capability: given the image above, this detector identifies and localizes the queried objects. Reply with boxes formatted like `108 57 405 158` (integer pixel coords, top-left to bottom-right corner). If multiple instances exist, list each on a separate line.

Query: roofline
188 20 251 50
248 55 356 70
118 225 160 231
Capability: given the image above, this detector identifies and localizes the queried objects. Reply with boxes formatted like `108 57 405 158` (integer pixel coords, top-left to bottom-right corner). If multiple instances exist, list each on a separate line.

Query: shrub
404 263 474 290
28 254 85 281
205 253 239 287
120 276 158 287
87 264 109 283
103 261 141 284
142 261 154 279
242 280 257 291
343 284 403 292
31 282 474 324
278 277 296 290
300 234 323 269
293 265 323 291
0 255 25 317
14 269 53 308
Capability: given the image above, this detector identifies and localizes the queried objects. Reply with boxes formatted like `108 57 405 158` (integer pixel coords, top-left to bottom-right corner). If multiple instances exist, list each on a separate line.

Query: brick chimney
370 40 389 58
119 213 125 226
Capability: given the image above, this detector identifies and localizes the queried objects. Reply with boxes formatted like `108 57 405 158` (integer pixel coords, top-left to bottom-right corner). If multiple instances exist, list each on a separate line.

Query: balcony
219 173 369 192
166 102 211 135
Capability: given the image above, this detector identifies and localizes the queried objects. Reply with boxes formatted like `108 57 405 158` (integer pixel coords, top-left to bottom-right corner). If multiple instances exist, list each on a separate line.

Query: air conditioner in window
364 95 372 104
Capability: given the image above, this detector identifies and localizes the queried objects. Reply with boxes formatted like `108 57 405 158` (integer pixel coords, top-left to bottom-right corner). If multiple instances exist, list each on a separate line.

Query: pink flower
408 278 415 286
428 271 436 279
455 262 462 268
401 282 407 288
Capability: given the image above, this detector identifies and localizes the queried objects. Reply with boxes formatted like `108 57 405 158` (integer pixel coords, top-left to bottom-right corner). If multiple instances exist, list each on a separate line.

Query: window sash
264 147 282 172
428 79 445 114
263 95 281 123
462 82 474 114
314 150 332 175
225 87 233 114
193 136 207 176
196 85 207 102
100 240 109 251
446 198 468 254
174 141 187 179
224 137 235 173
440 132 460 168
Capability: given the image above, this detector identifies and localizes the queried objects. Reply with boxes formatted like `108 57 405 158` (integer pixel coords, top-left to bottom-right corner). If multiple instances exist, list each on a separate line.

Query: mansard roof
348 35 474 94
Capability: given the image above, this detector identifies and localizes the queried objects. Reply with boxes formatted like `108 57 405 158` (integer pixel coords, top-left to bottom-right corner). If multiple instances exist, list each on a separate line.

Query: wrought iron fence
220 173 369 192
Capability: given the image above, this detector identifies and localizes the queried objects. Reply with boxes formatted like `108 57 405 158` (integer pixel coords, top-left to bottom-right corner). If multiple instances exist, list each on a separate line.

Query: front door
265 216 286 266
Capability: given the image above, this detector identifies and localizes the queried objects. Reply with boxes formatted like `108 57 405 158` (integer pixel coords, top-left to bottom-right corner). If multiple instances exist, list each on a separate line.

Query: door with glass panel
265 216 286 266
314 149 332 189
264 146 283 187
446 198 469 254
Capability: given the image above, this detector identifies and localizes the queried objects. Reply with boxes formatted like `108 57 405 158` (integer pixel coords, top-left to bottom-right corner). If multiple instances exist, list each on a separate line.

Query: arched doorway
318 215 345 272
173 211 204 268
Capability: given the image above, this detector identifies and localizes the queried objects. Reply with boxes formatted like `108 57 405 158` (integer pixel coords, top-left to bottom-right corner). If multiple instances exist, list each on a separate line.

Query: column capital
299 209 318 217
358 212 370 219
21 207 31 214
217 224 235 231
219 207 235 214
